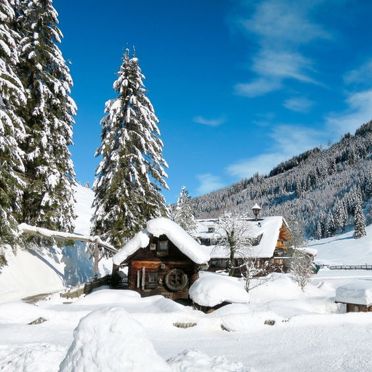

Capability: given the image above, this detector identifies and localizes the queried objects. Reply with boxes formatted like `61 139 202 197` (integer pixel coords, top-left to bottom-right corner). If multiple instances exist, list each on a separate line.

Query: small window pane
158 240 168 252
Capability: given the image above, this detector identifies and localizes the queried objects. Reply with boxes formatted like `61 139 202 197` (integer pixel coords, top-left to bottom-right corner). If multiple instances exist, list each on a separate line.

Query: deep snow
2 187 372 370
0 184 95 303
1 273 372 371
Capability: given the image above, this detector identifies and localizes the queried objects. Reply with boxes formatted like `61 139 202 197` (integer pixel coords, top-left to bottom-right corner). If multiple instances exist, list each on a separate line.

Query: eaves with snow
194 216 289 259
335 280 372 306
113 218 210 266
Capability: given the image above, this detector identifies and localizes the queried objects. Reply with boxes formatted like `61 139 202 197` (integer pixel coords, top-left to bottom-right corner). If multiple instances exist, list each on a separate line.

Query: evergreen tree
17 0 76 232
333 198 347 232
172 186 196 233
92 50 168 248
0 0 26 244
353 200 366 239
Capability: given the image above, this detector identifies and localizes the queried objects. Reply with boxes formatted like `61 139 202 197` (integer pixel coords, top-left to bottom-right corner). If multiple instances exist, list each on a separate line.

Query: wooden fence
61 275 112 299
317 264 372 271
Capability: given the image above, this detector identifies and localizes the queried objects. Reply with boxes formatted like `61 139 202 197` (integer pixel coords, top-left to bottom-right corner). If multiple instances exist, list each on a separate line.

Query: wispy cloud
193 116 225 127
234 78 281 97
227 125 324 178
196 173 224 194
233 0 329 97
284 97 314 112
344 59 372 86
326 89 372 137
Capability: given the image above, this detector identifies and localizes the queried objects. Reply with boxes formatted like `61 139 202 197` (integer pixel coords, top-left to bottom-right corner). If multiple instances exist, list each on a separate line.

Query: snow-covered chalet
194 216 291 274
112 218 210 300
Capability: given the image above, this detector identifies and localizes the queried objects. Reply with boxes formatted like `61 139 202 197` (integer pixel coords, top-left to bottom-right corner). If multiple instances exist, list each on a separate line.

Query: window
150 243 156 251
208 227 215 233
146 271 158 289
157 239 169 256
199 238 211 246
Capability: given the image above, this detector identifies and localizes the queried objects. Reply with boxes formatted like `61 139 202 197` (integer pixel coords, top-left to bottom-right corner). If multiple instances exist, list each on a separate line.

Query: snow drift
189 272 250 307
59 307 170 372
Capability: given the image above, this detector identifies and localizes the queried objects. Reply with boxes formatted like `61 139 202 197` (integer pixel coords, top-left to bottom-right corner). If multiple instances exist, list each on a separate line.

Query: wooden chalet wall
117 235 200 300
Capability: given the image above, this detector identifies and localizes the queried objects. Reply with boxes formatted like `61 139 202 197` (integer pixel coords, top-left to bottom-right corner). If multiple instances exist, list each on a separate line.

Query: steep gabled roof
195 216 288 259
113 217 210 265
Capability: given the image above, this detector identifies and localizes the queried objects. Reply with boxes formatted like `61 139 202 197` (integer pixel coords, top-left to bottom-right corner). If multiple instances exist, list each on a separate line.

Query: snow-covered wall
0 185 96 302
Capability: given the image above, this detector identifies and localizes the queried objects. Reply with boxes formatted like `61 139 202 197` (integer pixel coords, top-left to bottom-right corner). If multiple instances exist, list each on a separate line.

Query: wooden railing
317 264 372 270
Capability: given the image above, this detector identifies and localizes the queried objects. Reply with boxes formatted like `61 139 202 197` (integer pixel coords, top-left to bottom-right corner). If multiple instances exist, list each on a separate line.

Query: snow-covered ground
0 184 95 303
2 193 372 370
1 273 372 371
309 223 372 265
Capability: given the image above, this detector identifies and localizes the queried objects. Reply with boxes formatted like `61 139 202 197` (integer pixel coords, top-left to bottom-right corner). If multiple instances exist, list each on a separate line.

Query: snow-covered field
2 188 372 370
1 273 372 371
309 223 372 265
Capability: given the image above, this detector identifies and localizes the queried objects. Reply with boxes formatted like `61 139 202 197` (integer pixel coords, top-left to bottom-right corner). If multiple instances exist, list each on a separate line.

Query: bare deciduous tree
290 249 313 291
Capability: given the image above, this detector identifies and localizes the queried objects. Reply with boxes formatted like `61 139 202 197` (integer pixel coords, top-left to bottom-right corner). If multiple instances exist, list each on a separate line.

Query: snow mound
335 280 372 305
75 288 141 306
113 217 210 265
189 272 250 307
220 311 284 332
59 307 170 372
168 349 248 372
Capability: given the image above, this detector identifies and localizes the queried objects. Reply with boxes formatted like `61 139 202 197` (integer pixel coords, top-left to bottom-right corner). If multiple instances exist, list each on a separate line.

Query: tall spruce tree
0 0 26 244
91 50 168 248
353 199 366 239
172 186 196 233
17 0 76 232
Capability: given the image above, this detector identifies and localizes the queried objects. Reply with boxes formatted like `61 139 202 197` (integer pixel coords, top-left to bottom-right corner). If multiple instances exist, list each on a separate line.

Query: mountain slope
192 121 372 238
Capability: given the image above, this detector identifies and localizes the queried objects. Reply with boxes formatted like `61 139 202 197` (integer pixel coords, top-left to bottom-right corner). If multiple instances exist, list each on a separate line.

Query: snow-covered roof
335 280 372 306
195 216 287 259
113 218 210 265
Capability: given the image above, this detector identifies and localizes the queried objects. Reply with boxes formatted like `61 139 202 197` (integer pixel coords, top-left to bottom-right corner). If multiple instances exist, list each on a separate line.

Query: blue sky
55 0 372 203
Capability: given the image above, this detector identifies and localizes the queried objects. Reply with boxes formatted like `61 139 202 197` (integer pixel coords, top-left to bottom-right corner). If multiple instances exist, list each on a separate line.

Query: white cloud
233 0 329 97
344 59 372 86
234 78 281 97
227 125 324 178
326 89 372 137
193 116 225 127
242 0 329 46
284 97 314 112
228 84 372 180
227 152 287 178
252 50 315 83
196 174 224 194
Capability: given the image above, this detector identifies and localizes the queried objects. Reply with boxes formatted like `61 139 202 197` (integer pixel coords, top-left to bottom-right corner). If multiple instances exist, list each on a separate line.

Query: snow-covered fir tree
17 0 76 232
0 0 26 244
172 186 196 233
91 49 169 248
353 199 366 239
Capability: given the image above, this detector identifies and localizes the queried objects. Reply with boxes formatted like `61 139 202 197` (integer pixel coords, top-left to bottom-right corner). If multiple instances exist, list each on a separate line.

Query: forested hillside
191 121 372 239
